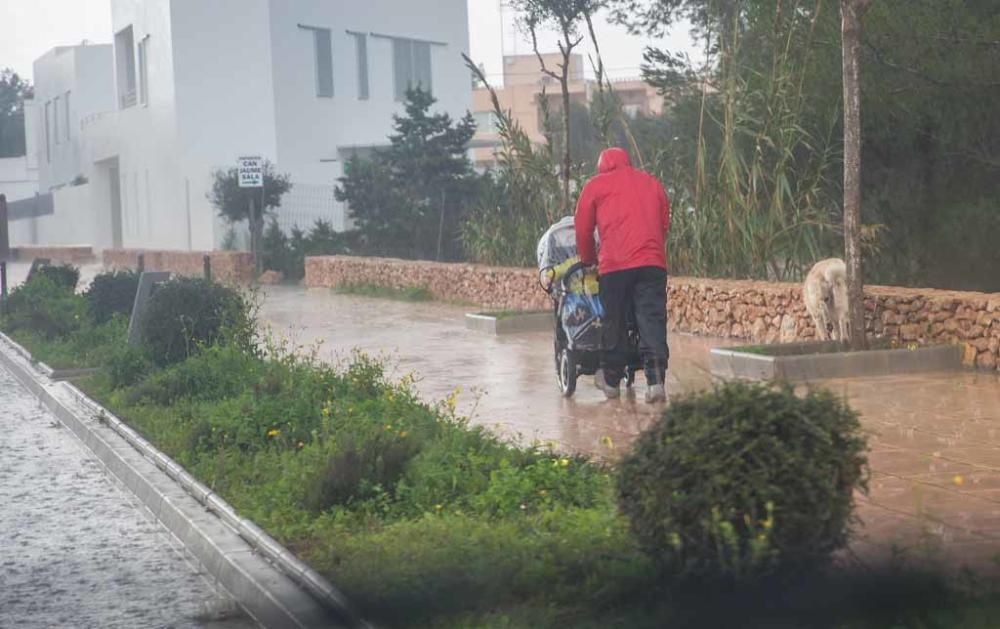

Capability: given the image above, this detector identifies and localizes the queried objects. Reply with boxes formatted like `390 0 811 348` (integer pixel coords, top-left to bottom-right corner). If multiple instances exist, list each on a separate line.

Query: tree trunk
249 197 262 276
560 49 572 215
841 0 869 350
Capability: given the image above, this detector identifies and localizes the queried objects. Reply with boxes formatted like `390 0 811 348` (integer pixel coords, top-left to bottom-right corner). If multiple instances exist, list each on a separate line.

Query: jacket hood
597 147 632 174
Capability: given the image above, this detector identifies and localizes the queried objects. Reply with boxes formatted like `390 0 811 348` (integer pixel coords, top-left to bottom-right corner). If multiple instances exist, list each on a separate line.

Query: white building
13 0 472 251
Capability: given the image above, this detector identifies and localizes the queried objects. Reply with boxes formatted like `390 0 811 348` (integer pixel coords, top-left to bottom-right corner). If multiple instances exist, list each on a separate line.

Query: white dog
803 258 850 342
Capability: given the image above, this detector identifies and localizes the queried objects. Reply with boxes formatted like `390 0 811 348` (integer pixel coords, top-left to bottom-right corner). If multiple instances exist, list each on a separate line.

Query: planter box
710 341 963 382
465 311 552 335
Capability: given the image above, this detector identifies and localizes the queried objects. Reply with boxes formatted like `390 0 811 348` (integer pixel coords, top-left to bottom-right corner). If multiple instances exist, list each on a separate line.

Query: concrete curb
710 341 963 381
0 332 365 629
465 311 552 334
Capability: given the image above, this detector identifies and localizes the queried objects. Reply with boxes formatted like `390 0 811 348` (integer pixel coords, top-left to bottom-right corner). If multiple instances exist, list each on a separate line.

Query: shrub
31 263 80 292
2 276 86 339
86 270 140 323
139 277 254 366
616 382 868 580
104 342 154 389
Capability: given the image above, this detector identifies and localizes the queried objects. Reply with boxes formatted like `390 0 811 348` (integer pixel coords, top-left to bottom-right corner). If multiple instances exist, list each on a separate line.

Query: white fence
271 182 350 234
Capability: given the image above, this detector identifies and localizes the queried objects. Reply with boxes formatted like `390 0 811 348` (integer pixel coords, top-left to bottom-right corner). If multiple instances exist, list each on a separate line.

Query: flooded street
259 285 726 454
261 285 1000 572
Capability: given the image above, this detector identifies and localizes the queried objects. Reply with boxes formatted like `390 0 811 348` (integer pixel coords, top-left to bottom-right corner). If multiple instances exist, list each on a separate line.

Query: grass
5 318 126 370
334 282 433 302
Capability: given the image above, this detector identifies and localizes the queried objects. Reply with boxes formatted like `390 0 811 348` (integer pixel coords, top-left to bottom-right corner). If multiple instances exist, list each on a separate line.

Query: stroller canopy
537 216 600 271
537 216 577 271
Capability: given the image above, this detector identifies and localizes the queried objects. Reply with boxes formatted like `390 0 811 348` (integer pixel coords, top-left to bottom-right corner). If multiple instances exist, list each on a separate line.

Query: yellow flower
399 430 409 438
600 436 614 449
434 504 443 511
559 458 570 467
953 475 964 486
266 429 280 439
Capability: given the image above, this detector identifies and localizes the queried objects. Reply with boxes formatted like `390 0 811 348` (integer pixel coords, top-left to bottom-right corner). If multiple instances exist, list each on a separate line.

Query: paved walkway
261 286 1000 573
0 364 255 629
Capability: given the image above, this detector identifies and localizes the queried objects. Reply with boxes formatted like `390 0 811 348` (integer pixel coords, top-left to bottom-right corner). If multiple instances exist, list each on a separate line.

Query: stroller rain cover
537 217 605 351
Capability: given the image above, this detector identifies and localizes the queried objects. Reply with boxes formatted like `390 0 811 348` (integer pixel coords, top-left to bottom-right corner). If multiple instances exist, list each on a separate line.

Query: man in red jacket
575 147 670 403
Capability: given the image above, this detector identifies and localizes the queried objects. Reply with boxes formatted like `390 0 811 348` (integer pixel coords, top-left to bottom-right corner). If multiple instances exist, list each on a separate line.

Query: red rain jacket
574 148 670 275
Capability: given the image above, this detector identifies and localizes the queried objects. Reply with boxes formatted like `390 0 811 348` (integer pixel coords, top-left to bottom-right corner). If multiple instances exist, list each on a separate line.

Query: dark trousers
599 266 669 386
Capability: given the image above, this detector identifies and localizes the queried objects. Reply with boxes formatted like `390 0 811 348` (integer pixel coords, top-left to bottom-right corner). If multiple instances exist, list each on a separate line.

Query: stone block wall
306 255 1000 371
669 280 1000 370
304 255 551 311
11 245 96 264
103 249 254 284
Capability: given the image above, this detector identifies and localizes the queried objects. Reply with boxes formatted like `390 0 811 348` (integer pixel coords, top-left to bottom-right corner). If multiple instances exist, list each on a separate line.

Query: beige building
471 53 663 169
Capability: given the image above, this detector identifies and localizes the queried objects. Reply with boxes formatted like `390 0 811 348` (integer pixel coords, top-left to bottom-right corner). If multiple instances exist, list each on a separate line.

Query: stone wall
103 249 254 284
11 245 96 264
669 279 1000 370
305 255 551 311
306 255 1000 371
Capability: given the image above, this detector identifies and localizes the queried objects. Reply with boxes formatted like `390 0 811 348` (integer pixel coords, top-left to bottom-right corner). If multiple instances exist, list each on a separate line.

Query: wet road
0 364 255 629
259 285 725 455
261 285 1000 572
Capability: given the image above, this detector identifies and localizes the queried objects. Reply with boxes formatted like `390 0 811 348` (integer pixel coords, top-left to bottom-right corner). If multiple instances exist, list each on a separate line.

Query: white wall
32 45 115 192
266 0 472 187
168 0 280 250
108 0 189 250
7 183 103 247
0 156 38 203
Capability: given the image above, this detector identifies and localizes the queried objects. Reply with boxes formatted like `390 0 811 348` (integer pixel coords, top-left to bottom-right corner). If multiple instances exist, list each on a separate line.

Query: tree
512 0 605 214
208 160 292 273
462 57 563 266
618 0 1000 292
336 88 480 261
0 69 32 158
841 0 875 350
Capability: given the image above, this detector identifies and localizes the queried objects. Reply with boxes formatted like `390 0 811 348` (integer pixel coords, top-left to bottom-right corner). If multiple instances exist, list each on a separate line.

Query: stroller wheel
557 348 578 397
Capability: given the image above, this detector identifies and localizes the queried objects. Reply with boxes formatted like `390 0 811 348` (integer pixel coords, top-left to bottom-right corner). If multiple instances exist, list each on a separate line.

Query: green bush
86 270 139 323
139 277 254 366
2 276 86 339
104 342 154 389
616 382 869 580
261 219 359 282
31 263 80 292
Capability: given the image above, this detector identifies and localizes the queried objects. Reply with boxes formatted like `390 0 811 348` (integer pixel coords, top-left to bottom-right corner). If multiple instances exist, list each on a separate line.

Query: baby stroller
537 217 642 397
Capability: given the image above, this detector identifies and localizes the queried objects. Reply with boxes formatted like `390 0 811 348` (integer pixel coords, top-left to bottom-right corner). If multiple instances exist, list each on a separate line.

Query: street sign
238 156 263 188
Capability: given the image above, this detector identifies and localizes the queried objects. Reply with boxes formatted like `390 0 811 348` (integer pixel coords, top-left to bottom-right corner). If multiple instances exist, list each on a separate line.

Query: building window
353 33 369 101
115 26 137 108
473 111 499 134
64 91 72 140
53 96 61 145
623 104 641 119
299 25 333 98
44 101 52 162
392 38 432 101
138 36 150 106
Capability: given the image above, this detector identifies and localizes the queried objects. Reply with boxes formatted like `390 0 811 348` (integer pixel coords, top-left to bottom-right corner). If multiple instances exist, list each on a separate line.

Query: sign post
237 156 264 275
0 194 9 306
